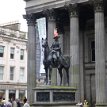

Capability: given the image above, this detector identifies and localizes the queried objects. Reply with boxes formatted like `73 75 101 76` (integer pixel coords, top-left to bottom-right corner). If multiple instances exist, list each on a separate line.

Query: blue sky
0 0 27 32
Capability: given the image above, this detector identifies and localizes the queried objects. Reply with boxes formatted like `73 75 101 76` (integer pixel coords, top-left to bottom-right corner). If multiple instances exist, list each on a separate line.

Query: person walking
16 99 21 107
12 98 17 107
23 98 30 107
6 100 12 107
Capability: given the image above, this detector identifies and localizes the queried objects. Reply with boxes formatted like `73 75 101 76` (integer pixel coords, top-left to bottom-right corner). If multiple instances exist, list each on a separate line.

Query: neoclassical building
0 22 27 102
24 0 107 107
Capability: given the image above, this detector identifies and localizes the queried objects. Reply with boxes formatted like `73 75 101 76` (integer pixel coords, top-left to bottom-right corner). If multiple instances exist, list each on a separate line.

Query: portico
24 0 107 107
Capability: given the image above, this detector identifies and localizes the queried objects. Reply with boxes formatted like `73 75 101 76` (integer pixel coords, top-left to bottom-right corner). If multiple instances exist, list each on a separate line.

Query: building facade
0 22 27 102
24 0 107 107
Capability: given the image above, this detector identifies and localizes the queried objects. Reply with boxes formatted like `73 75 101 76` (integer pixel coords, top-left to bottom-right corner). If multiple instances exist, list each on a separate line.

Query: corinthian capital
69 4 78 17
23 14 36 26
94 0 104 12
43 9 55 21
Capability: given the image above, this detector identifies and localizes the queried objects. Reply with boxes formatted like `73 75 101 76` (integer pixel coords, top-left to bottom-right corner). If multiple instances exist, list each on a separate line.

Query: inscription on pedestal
53 92 75 102
36 92 50 102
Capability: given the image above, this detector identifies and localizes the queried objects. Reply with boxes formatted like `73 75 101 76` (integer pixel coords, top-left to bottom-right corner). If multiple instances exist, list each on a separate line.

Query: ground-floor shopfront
0 83 27 102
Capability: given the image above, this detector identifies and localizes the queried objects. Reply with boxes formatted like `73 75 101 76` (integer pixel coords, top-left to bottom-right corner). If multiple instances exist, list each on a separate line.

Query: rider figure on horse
42 29 70 85
48 28 61 64
51 35 61 60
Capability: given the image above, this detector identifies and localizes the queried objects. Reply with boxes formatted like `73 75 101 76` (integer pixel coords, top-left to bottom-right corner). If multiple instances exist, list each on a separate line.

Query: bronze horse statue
42 38 70 86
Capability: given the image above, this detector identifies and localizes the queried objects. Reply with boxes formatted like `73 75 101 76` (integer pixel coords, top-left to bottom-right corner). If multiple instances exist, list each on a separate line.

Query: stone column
24 14 36 104
46 9 57 85
15 90 19 99
5 90 9 102
69 4 80 101
25 90 27 98
79 31 85 101
94 0 107 107
47 9 56 46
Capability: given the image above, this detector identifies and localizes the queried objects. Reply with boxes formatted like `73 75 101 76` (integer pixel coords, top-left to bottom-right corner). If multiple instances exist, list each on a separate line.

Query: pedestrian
2 98 6 107
0 96 3 107
83 100 89 107
12 98 17 107
23 98 30 107
6 100 12 107
16 99 21 107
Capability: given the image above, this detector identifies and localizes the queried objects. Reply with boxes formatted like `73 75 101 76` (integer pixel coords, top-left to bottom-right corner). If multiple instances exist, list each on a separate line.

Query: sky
0 0 27 32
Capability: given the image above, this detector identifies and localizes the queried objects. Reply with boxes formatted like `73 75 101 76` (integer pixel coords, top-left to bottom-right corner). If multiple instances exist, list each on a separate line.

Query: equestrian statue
42 34 70 86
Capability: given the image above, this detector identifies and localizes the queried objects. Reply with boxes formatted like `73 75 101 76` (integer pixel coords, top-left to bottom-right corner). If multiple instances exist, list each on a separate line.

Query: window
91 41 95 62
10 48 15 59
19 67 24 81
0 46 4 57
10 67 14 80
0 66 4 80
20 49 24 60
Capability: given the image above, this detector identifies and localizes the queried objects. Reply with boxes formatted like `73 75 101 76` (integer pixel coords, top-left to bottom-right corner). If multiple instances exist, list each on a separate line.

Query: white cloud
0 0 27 31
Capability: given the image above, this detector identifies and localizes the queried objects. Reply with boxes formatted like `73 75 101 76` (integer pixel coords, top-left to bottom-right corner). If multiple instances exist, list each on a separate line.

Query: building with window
0 21 27 102
24 0 107 107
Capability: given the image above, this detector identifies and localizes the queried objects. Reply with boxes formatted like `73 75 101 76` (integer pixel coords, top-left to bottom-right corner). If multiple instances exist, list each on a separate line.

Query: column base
96 103 107 107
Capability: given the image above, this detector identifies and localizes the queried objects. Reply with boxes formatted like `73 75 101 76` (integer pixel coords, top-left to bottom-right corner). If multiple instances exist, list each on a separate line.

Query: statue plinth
32 86 77 107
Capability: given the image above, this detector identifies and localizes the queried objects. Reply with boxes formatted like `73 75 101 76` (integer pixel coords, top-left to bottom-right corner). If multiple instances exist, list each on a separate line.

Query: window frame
10 67 14 80
20 49 24 60
19 67 24 82
0 46 4 57
90 40 95 62
88 37 95 62
10 47 15 59
0 66 4 80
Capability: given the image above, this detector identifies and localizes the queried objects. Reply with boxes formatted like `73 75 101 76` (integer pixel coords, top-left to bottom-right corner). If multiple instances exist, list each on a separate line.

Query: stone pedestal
32 86 76 107
95 104 107 107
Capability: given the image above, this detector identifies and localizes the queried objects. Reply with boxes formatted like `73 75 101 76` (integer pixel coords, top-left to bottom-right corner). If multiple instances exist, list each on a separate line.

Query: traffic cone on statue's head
53 28 59 39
